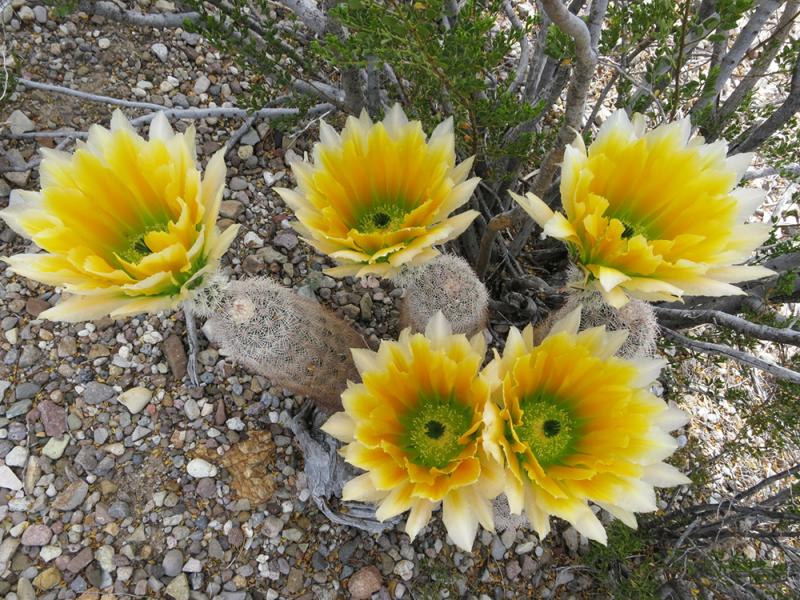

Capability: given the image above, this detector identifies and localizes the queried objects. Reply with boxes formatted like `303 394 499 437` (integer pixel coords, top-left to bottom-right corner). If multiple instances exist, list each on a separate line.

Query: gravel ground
0 2 797 600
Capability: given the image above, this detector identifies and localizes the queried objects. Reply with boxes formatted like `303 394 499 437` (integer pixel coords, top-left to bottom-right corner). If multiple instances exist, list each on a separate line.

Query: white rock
0 465 23 490
186 458 217 478
32 5 47 23
7 110 34 135
42 435 70 460
243 231 264 248
40 545 62 562
95 545 115 572
97 37 111 49
4 445 28 468
18 5 34 21
151 42 169 63
118 387 152 414
182 557 203 572
183 398 200 420
226 417 245 432
193 75 211 95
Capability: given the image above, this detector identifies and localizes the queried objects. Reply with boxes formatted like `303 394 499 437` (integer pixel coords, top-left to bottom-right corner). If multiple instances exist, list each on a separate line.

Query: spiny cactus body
186 272 230 318
395 254 489 337
208 278 365 412
552 289 659 359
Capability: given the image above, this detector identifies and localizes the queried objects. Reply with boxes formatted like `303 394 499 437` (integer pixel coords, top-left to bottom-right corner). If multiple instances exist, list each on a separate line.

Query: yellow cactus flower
483 306 690 544
275 104 480 278
322 313 504 551
1 111 239 322
512 110 773 308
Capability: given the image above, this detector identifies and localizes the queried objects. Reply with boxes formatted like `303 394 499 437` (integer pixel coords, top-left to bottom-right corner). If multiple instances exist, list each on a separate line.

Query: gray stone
183 398 200 420
37 399 67 437
515 541 535 554
95 545 114 572
219 200 245 220
7 110 34 135
264 516 284 538
16 577 35 600
117 387 152 414
195 478 216 498
74 446 98 472
21 523 52 546
0 465 23 490
41 435 69 459
51 480 89 511
182 557 202 573
193 75 211 95
66 547 93 573
6 399 32 417
505 558 521 580
394 560 414 581
32 5 47 23
83 382 114 405
348 565 382 600
563 527 579 554
18 5 35 21
108 501 130 519
0 537 21 574
130 425 151 441
360 293 373 320
163 334 187 380
229 177 248 191
18 345 42 368
15 382 39 400
257 247 288 264
240 128 261 145
5 445 28 467
162 549 184 577
151 42 169 62
273 231 298 251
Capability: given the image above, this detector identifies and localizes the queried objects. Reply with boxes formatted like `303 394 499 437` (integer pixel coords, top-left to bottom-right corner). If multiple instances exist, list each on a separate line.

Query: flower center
117 222 169 263
372 212 391 228
400 393 473 469
424 419 446 439
515 391 580 467
355 201 409 233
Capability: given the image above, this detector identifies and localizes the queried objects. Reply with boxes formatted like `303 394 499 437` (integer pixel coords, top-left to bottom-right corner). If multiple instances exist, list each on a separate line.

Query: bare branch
365 56 382 118
322 0 365 114
70 0 199 28
731 50 800 153
660 327 800 384
736 463 800 502
691 0 782 118
504 1 531 95
2 130 87 140
17 77 167 111
598 56 667 122
524 1 552 101
717 0 800 125
503 0 608 260
630 0 716 110
742 163 800 181
654 306 800 346
11 79 335 126
224 115 258 158
279 0 328 35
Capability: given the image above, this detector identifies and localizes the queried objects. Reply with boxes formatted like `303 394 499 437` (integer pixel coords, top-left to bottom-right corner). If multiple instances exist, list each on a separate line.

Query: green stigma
515 391 580 467
399 393 474 469
607 210 656 241
355 201 409 233
118 222 169 263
